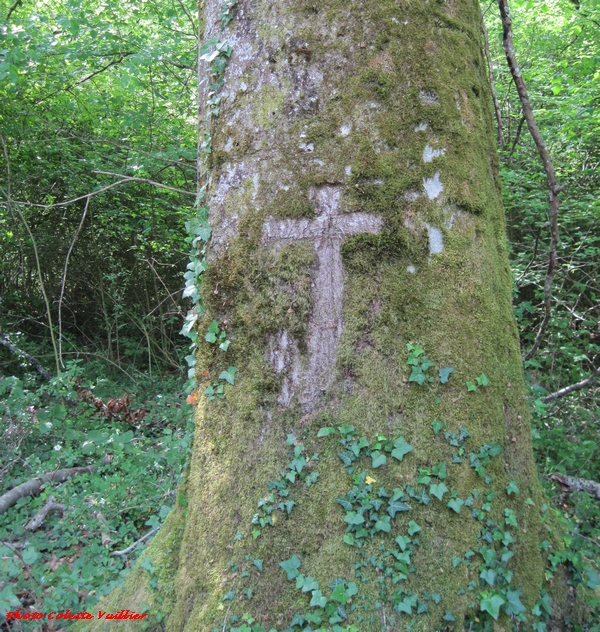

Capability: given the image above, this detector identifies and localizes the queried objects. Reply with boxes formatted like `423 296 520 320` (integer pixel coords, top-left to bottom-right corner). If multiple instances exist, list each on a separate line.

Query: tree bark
75 1 590 630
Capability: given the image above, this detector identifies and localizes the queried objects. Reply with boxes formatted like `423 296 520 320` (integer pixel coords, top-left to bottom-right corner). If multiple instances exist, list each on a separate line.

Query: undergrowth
0 362 193 626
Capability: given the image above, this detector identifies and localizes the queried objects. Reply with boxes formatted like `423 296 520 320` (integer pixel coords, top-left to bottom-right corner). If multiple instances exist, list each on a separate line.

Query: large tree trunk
76 1 590 630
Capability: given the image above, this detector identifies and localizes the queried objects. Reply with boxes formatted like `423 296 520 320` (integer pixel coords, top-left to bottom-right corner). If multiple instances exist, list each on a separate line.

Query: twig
515 226 542 283
34 54 134 105
110 527 160 557
24 496 67 531
497 0 564 361
480 11 503 146
508 115 526 161
542 366 600 403
551 472 600 500
92 171 196 196
58 198 91 369
0 332 52 380
12 173 195 210
5 0 24 22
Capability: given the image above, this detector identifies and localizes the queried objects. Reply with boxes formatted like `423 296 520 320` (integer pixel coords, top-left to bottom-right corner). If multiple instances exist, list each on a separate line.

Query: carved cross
263 185 384 410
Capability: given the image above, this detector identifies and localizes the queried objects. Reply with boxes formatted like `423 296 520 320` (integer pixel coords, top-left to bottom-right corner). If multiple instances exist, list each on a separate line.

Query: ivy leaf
301 576 319 593
375 515 391 533
406 343 424 364
219 366 237 384
506 481 520 495
344 511 365 526
408 520 421 535
409 366 426 385
504 508 518 527
205 320 220 340
414 488 430 505
336 497 353 511
432 462 448 479
317 427 335 437
429 482 448 501
337 450 355 467
447 498 464 513
420 356 434 371
438 367 454 383
310 590 327 608
388 499 411 518
391 437 414 462
395 595 417 615
417 469 431 485
395 535 410 551
476 373 490 387
371 451 387 468
279 500 296 514
331 584 350 604
480 568 496 586
443 609 455 621
479 592 505 620
279 555 301 580
253 559 263 572
467 381 477 392
343 533 355 546
504 589 526 615
586 568 600 589
431 419 445 434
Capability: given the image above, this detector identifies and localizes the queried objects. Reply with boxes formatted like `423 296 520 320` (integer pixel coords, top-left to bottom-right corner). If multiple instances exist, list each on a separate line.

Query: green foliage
0 367 192 623
0 0 199 377
484 0 600 575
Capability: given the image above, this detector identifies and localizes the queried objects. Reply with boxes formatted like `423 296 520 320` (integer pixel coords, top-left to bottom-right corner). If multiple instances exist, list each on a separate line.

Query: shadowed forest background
0 0 598 627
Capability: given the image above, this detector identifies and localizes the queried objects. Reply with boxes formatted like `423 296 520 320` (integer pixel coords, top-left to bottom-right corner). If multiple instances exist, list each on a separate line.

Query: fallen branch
551 472 600 500
0 465 95 517
111 527 159 557
542 366 600 403
24 496 66 531
497 0 564 361
0 332 52 380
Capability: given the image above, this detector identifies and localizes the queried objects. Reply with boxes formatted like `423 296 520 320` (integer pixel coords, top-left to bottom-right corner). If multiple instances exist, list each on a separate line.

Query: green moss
251 83 288 129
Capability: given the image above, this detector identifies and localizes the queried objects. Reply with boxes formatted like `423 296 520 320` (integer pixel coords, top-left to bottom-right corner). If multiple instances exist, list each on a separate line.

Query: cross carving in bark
263 185 384 410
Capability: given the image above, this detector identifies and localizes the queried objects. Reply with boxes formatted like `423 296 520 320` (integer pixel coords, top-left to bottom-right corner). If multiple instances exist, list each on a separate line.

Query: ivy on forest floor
209 344 600 632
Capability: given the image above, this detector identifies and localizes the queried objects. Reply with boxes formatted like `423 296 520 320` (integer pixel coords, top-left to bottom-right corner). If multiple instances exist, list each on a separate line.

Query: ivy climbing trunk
76 1 591 630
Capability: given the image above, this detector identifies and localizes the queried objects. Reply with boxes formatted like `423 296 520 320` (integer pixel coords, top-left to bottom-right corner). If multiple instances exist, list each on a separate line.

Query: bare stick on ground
24 496 67 531
110 527 160 557
551 472 600 500
0 466 95 517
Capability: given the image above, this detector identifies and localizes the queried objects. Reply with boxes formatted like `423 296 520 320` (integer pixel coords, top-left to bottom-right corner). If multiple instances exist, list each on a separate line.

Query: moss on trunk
72 0 594 630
